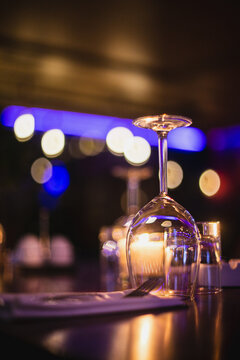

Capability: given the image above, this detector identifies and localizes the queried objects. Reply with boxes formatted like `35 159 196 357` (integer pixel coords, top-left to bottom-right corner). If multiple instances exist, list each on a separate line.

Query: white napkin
0 291 185 321
221 259 240 287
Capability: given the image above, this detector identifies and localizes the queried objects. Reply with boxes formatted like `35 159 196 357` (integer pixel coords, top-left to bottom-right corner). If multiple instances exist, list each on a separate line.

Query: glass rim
197 221 221 237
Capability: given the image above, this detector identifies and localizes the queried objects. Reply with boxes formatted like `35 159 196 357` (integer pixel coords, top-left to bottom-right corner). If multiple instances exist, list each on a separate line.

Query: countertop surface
0 262 239 360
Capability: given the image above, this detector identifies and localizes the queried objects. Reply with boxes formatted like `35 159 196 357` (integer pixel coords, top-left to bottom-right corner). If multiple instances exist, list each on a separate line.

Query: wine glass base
196 287 222 295
151 287 195 301
133 114 192 132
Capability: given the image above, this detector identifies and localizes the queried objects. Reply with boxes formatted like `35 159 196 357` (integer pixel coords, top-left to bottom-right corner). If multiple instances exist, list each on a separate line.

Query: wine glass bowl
127 194 200 298
126 114 200 299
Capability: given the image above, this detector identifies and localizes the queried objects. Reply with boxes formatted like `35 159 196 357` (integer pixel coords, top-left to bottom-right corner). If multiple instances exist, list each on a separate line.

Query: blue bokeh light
43 165 70 197
38 189 59 210
168 127 207 151
208 126 240 151
1 105 206 152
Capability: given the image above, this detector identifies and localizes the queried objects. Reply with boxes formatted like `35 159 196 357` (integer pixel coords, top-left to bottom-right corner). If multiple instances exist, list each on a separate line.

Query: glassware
39 207 51 262
126 114 200 299
99 166 152 291
196 221 221 294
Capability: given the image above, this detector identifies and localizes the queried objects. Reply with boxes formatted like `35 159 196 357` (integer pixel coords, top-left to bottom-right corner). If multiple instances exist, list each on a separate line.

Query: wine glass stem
127 178 139 215
158 132 168 196
39 207 51 261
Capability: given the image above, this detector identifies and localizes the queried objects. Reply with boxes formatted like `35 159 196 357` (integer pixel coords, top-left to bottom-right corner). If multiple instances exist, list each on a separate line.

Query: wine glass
126 114 200 299
111 166 152 232
99 166 152 290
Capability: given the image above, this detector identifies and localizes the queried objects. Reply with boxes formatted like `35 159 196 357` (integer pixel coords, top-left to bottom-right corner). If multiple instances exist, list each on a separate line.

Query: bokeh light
124 136 151 166
2 106 206 152
207 128 226 151
167 161 183 189
169 127 206 151
41 129 65 158
208 126 240 151
106 127 133 155
102 240 118 257
199 169 221 197
79 137 105 156
31 158 53 184
43 165 70 197
13 114 35 142
68 137 83 159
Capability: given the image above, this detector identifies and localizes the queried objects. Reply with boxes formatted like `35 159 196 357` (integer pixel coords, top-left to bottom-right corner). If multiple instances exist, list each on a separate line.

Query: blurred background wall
0 0 239 260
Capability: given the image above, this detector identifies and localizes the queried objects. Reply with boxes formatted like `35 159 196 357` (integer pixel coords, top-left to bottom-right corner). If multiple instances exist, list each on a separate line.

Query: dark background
0 1 239 259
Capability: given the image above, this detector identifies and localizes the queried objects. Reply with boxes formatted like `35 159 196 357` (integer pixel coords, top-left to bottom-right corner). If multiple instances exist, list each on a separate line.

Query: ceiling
0 1 239 132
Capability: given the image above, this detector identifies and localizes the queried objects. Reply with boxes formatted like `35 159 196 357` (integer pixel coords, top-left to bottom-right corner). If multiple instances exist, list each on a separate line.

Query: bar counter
0 262 239 360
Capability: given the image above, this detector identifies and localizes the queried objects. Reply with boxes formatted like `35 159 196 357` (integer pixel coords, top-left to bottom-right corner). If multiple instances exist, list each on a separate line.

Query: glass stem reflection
158 132 168 196
39 207 51 262
127 177 139 216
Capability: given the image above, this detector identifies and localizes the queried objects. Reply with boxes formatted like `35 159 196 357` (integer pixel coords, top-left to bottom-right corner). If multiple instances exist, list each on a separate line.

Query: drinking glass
196 221 221 294
99 166 152 291
126 114 201 299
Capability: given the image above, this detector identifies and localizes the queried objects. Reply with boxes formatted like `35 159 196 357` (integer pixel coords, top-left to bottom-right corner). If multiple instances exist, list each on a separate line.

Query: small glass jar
196 221 221 294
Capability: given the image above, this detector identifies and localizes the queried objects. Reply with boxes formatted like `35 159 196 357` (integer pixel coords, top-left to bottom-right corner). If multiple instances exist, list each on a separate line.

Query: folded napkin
221 259 240 287
0 291 185 321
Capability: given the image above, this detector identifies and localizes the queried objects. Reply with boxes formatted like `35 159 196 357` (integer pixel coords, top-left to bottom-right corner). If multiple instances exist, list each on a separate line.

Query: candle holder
126 114 200 299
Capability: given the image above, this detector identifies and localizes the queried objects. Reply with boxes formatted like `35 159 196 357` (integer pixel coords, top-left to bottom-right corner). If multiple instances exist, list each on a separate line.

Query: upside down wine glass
110 166 152 287
126 115 201 299
99 166 152 291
